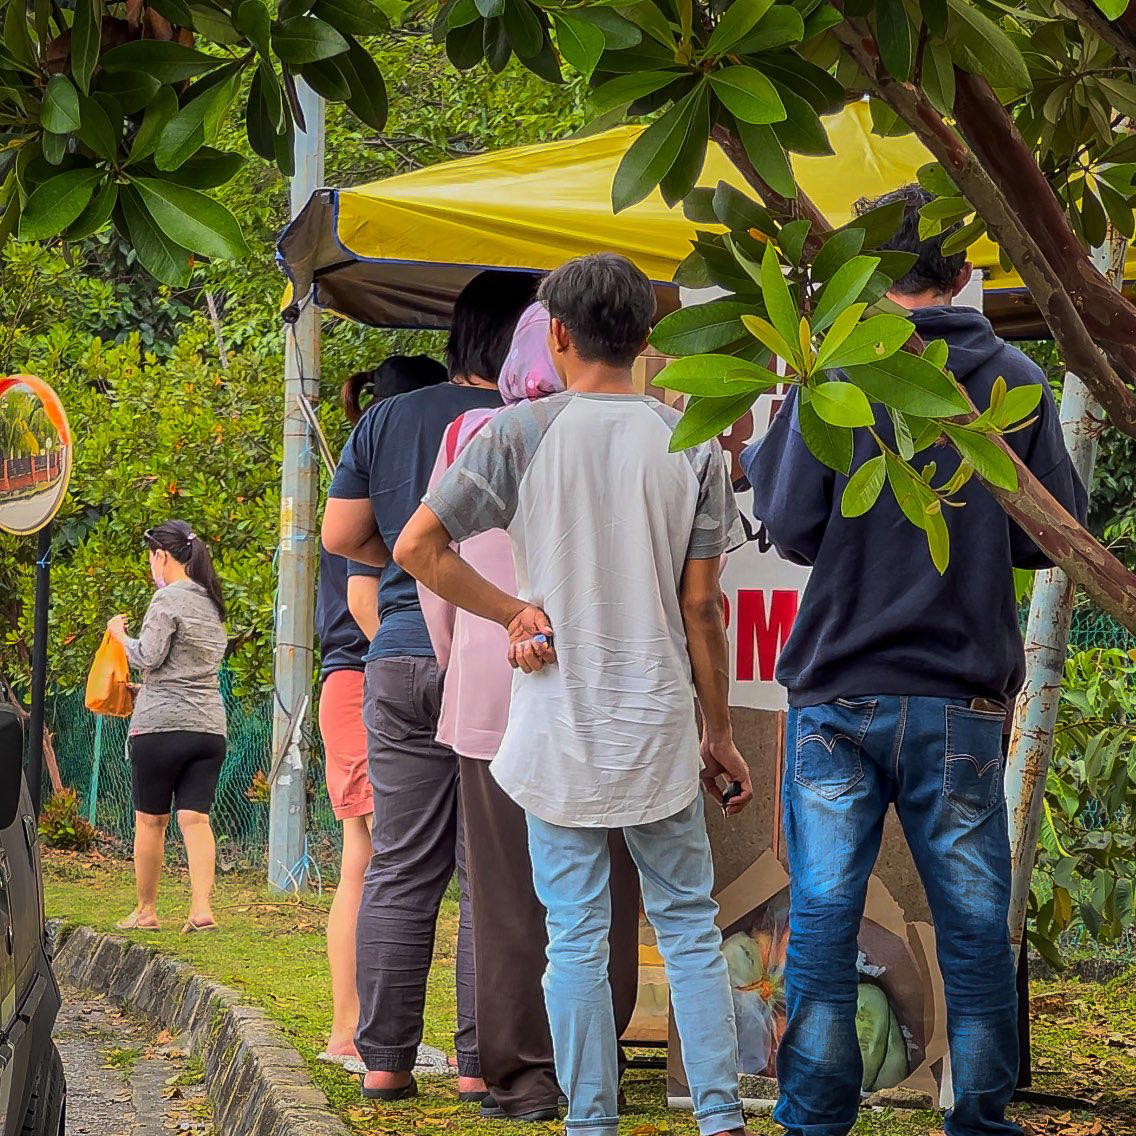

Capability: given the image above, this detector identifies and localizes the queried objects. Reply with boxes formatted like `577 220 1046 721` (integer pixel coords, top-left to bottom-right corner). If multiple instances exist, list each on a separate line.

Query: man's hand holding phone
699 731 753 817
507 604 557 673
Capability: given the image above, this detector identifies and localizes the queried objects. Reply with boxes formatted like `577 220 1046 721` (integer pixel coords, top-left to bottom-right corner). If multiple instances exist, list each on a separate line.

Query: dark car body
1 704 64 1136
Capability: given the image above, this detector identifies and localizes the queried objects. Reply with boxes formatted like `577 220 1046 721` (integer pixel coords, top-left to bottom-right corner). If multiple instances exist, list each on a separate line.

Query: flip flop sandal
362 1076 418 1102
182 919 220 934
116 913 159 932
318 1052 367 1075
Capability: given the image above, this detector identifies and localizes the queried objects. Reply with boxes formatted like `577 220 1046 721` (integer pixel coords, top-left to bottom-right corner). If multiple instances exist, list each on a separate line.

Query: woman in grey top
106 520 228 933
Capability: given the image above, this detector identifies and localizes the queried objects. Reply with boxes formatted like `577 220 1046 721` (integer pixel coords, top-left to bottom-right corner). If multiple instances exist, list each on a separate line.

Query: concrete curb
51 922 351 1136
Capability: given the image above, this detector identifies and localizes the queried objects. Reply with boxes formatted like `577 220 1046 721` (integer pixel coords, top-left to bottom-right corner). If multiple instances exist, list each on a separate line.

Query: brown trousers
460 757 641 1115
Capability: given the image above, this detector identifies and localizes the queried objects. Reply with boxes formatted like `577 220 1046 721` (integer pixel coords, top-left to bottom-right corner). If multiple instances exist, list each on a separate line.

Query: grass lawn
45 850 1136 1136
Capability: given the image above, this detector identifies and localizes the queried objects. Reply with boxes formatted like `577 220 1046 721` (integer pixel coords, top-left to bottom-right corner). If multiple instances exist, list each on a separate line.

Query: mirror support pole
268 81 324 895
27 521 51 818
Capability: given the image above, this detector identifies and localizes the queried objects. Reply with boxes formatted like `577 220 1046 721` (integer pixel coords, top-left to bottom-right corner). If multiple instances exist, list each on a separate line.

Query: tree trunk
827 20 1136 437
952 71 1136 401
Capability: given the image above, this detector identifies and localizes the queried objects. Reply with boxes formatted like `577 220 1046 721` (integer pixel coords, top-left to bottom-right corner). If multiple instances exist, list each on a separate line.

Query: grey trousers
355 655 478 1076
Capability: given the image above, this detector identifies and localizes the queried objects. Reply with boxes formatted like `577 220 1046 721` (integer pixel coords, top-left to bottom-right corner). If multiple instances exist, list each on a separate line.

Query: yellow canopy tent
277 100 1133 336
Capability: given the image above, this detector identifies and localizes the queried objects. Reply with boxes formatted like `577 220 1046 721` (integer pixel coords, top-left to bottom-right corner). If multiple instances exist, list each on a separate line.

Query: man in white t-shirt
395 253 754 1136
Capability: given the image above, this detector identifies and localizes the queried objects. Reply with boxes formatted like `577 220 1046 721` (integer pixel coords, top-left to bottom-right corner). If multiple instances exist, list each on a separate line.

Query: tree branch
1056 0 1136 69
829 19 1136 437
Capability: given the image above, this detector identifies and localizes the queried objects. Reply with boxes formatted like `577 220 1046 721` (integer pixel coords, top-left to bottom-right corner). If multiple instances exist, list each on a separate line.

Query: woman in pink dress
420 304 641 1123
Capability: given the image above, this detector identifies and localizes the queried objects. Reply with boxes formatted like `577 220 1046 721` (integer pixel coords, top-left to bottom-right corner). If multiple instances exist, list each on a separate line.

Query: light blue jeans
526 796 744 1136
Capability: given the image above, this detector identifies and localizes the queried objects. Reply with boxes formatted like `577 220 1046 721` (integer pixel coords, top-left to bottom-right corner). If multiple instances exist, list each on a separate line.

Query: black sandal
362 1076 418 1102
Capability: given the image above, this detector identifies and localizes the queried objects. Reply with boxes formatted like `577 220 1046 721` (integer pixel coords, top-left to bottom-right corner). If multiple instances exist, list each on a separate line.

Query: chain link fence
45 601 1134 873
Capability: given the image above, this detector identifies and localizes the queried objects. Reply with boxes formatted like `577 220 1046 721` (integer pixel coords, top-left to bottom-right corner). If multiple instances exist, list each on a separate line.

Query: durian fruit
855 983 909 1091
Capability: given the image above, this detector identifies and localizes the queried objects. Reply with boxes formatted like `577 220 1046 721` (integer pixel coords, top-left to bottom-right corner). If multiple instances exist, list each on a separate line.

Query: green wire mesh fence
47 668 341 872
44 602 1135 872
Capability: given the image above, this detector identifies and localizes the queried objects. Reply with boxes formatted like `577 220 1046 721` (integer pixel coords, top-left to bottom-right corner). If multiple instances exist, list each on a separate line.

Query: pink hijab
446 302 563 459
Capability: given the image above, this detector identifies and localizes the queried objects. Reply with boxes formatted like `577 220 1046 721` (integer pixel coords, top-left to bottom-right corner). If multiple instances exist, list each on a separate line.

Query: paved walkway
53 986 214 1136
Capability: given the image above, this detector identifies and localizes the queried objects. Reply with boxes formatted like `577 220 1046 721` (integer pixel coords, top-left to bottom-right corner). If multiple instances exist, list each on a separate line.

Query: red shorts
318 669 373 820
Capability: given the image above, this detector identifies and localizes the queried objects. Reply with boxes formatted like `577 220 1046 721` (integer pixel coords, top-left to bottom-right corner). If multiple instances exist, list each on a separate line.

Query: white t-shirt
424 391 740 828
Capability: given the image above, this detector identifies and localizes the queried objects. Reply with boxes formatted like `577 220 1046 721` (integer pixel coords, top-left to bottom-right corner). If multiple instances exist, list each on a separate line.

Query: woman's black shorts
130 731 226 815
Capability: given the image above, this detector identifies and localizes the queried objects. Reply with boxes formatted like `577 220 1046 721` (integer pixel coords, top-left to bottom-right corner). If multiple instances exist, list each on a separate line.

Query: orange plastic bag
84 631 134 717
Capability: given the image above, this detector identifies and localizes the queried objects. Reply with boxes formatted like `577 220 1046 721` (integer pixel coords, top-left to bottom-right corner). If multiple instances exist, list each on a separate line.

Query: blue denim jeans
526 797 744 1136
775 696 1021 1136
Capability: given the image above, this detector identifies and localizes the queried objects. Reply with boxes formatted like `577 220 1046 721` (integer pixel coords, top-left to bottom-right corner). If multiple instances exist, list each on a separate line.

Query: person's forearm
403 543 525 629
685 609 733 740
339 534 389 570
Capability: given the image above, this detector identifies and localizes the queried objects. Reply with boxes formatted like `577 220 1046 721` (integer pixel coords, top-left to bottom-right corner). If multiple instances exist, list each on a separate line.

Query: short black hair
446 270 539 382
372 354 447 400
538 253 656 367
855 184 967 295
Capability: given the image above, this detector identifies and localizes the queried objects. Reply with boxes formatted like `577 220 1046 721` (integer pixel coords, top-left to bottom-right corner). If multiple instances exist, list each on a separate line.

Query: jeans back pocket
943 704 1006 822
794 698 876 801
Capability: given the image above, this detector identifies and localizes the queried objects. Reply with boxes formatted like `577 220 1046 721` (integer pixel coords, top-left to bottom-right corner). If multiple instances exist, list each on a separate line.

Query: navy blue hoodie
741 306 1087 708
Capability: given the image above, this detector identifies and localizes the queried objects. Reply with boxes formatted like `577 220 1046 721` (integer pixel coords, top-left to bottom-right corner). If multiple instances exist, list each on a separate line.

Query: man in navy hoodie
741 185 1087 1136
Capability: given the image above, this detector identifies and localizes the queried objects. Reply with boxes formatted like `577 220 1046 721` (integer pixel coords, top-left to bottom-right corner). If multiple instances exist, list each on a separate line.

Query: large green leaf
816 313 914 371
844 353 970 417
884 451 932 529
670 390 760 451
120 184 194 286
659 81 710 205
841 454 886 517
945 0 1031 93
156 77 239 171
875 0 913 81
798 393 853 472
653 353 780 396
132 177 251 259
101 41 227 83
811 255 881 332
301 57 353 100
734 7 805 55
810 379 875 428
313 0 386 36
591 69 680 111
19 168 102 240
651 300 755 356
736 120 795 197
234 0 273 55
941 424 1019 490
503 0 543 57
271 16 350 64
42 75 81 134
619 0 678 49
704 0 776 57
812 228 865 282
612 81 707 212
127 87 179 166
769 82 832 156
64 176 117 240
712 181 776 235
77 94 120 161
162 148 247 190
573 8 641 50
759 239 798 348
149 0 193 22
339 38 389 130
926 505 949 573
554 13 605 77
447 21 489 70
190 2 241 44
95 69 163 116
709 66 785 125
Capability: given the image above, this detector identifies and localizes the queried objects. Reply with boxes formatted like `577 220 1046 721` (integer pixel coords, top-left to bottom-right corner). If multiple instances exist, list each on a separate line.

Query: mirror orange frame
0 374 73 536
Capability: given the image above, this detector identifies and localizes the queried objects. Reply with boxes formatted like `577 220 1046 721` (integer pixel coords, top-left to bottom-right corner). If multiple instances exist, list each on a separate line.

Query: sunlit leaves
841 454 886 517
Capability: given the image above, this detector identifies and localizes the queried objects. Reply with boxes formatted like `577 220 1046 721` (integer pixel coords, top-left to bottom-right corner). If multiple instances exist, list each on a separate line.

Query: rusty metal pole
1004 231 1127 951
268 80 324 893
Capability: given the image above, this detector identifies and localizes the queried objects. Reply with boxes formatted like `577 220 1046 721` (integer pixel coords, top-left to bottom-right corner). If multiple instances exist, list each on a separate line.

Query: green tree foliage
1032 647 1136 965
0 36 586 693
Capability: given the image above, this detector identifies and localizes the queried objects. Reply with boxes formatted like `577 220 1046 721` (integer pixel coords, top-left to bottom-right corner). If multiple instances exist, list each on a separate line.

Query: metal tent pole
268 82 324 893
1005 231 1127 953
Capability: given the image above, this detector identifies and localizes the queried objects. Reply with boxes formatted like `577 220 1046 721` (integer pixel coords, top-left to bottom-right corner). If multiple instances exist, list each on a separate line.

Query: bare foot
116 910 159 931
458 1076 488 1095
363 1071 413 1092
325 1040 361 1059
